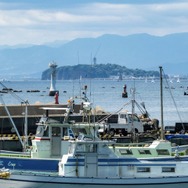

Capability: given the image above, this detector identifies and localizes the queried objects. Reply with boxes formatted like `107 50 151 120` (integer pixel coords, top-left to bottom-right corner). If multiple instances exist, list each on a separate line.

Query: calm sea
0 78 188 127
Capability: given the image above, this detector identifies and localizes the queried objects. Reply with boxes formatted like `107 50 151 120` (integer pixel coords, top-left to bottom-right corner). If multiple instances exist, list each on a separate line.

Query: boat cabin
59 138 183 179
31 107 98 159
59 138 118 177
31 116 75 158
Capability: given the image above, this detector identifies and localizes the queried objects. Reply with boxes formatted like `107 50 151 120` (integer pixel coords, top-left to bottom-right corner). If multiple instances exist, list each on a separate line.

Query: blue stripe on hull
0 157 59 172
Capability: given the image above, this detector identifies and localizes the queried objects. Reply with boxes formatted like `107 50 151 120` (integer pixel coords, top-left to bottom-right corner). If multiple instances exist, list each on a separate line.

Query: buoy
122 84 128 98
54 92 59 104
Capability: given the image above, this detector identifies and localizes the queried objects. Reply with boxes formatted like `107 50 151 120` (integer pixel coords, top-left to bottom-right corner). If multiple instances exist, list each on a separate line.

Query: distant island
41 63 159 80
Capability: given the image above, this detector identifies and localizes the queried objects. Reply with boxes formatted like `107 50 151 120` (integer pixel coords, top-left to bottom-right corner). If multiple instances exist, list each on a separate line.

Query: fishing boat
165 133 188 152
0 106 100 172
0 87 102 172
1 133 188 188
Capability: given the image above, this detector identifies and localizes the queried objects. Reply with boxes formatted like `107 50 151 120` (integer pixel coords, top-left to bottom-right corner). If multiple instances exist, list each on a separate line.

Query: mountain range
1 32 188 79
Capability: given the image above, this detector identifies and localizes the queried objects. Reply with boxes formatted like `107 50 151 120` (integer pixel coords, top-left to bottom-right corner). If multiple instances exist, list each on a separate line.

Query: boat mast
159 66 164 140
131 80 136 142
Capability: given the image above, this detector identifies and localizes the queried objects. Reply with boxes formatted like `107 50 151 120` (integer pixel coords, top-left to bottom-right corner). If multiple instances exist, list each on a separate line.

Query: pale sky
0 0 188 45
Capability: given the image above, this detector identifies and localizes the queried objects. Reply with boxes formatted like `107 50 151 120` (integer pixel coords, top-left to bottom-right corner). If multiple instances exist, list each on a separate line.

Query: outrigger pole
23 100 29 151
0 82 29 152
0 95 24 148
159 66 164 140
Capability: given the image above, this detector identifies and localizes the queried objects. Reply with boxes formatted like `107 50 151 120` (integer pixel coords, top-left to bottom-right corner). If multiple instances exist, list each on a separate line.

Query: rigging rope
97 101 132 123
0 82 26 103
162 69 184 130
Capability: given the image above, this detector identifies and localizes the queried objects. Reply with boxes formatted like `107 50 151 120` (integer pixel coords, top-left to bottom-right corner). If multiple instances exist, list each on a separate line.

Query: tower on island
49 62 59 96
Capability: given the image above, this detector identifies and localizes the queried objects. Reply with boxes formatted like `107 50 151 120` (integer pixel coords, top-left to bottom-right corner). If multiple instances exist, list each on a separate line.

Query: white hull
1 173 188 188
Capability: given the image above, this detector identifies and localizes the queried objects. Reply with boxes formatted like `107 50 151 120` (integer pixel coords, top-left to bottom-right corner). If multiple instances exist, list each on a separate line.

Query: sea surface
0 78 188 127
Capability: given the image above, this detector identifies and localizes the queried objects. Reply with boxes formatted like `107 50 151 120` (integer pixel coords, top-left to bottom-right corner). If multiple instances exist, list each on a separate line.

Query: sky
0 0 188 45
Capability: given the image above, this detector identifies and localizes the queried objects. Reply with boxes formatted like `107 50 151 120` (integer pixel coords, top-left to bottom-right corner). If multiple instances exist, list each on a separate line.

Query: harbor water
0 78 188 127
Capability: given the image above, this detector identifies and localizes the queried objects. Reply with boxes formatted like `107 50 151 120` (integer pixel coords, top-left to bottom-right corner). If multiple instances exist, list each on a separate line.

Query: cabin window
137 167 150 172
156 149 170 155
119 149 133 155
62 128 68 137
52 127 61 136
72 128 87 136
76 144 85 152
86 144 97 153
138 149 151 155
43 126 49 137
120 114 127 122
76 144 97 153
120 114 126 119
36 126 44 137
162 167 175 173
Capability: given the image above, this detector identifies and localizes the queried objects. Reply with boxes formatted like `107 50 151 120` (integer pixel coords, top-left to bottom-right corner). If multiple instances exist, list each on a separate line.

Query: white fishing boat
1 134 188 188
0 105 101 172
0 87 102 172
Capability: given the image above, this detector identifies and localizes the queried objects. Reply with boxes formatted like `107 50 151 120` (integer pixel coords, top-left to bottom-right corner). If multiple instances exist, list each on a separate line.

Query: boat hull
1 173 188 188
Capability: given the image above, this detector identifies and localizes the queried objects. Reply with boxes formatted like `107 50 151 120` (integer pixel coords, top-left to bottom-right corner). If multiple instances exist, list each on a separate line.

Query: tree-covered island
41 63 159 80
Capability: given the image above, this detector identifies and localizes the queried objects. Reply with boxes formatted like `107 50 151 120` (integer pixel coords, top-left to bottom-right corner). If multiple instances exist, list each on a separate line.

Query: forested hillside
41 63 159 80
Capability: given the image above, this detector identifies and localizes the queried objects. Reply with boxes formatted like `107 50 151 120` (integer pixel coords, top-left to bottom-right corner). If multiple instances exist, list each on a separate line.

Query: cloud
0 0 188 45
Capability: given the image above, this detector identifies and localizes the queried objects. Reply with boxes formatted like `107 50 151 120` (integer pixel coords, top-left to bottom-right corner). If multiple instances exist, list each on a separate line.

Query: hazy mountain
44 40 69 47
0 32 188 79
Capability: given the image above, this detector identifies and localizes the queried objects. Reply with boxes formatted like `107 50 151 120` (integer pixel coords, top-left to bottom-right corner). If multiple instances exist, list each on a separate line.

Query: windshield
128 114 140 122
36 125 49 137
